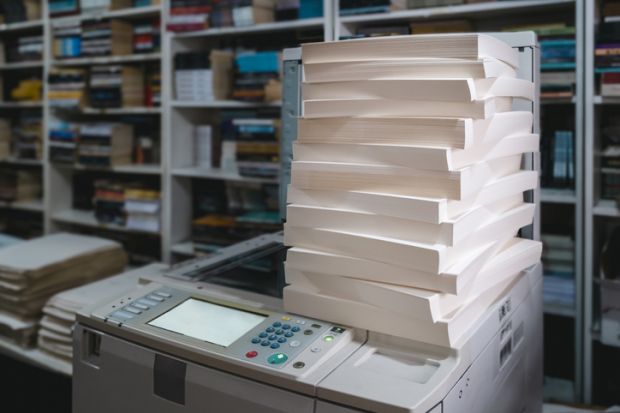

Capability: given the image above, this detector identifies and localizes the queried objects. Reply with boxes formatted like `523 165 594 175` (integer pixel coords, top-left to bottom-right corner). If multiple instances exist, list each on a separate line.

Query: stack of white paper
0 233 127 346
283 34 542 348
38 266 148 361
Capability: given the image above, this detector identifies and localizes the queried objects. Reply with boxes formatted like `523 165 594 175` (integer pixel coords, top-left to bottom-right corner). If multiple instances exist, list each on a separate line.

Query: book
285 238 541 323
283 268 535 348
287 170 537 225
292 133 539 171
297 111 533 150
290 154 522 200
286 193 522 247
284 203 534 274
301 34 519 68
302 97 513 119
302 77 534 102
303 58 517 83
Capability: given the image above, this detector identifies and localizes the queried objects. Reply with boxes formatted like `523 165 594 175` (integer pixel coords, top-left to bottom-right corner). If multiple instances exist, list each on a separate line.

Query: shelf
0 101 42 108
0 20 43 33
172 167 279 184
171 100 281 109
79 106 161 115
0 158 42 166
0 199 43 212
0 337 71 377
544 302 575 318
52 209 161 235
593 200 620 217
54 163 162 175
339 0 574 24
52 52 161 67
0 61 43 71
541 96 576 105
173 17 324 39
51 4 161 24
541 188 577 204
594 95 620 105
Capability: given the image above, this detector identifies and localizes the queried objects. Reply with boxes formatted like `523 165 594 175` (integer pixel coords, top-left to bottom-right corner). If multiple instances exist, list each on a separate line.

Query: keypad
250 317 305 347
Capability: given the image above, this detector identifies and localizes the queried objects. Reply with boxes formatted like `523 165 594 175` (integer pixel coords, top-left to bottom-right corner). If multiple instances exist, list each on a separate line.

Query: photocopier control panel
93 285 352 372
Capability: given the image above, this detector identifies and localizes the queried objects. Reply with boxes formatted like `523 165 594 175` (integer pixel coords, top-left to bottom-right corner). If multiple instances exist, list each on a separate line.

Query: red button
246 351 258 358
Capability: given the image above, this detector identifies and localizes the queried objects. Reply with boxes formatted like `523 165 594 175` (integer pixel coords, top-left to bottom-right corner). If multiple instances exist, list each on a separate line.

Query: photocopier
73 32 543 413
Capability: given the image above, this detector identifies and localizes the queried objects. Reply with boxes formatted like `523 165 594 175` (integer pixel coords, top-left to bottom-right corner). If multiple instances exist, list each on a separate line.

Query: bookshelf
44 1 165 265
584 0 620 405
0 0 45 239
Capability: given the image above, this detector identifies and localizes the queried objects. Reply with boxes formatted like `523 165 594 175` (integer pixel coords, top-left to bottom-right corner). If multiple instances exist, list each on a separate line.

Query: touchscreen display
148 298 266 347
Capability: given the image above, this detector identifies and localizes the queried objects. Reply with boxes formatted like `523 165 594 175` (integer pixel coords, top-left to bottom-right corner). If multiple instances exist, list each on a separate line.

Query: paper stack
38 265 154 361
283 34 542 348
0 233 127 346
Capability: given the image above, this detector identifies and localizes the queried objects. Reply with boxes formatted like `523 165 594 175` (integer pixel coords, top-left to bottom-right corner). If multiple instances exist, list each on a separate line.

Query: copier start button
267 353 288 365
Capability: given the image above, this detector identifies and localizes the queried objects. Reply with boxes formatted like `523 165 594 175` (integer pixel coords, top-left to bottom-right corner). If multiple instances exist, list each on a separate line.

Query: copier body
73 263 542 413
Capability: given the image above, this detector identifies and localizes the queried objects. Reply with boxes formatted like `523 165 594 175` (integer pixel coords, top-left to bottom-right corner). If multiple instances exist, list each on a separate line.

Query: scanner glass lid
148 298 267 347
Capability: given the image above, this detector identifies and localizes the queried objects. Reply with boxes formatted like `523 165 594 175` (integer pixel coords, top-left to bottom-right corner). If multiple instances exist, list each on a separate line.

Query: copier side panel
441 273 543 413
73 325 316 413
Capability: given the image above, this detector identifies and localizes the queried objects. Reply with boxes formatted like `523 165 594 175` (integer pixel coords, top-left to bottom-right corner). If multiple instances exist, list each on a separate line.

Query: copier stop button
245 351 258 358
267 353 288 365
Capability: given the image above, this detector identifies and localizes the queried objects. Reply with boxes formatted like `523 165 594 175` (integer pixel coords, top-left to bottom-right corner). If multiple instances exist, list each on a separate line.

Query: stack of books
0 120 10 159
52 20 82 59
283 34 541 347
49 121 79 164
229 0 276 27
340 0 405 15
77 123 134 167
133 20 160 54
175 50 234 101
48 0 79 17
275 0 323 21
0 233 126 346
53 19 134 59
48 68 87 107
233 118 280 178
540 130 574 189
38 267 147 361
145 65 161 107
175 52 213 101
598 22 620 95
80 0 110 14
81 20 113 57
4 35 43 62
12 110 42 160
93 180 126 226
0 0 41 23
233 51 280 101
167 0 211 32
89 65 145 108
542 234 574 278
0 169 40 202
603 0 620 24
125 188 161 233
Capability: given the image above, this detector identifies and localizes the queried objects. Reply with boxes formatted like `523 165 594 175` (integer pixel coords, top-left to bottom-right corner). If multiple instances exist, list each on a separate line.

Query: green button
323 335 334 343
267 353 288 365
